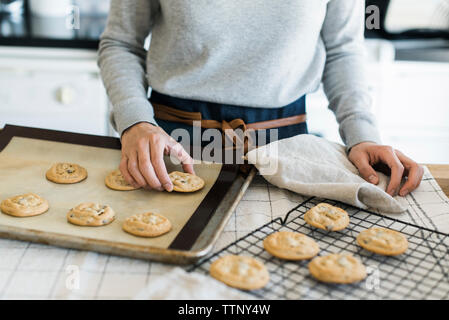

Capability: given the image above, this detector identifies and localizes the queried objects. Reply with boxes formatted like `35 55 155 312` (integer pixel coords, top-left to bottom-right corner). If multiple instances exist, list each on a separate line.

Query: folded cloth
246 134 406 213
134 267 255 300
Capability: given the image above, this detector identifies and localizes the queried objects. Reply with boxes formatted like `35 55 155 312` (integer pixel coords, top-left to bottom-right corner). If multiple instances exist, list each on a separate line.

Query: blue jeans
150 91 308 146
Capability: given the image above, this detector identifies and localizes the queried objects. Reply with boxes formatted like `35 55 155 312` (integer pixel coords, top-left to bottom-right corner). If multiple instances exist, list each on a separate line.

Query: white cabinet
379 61 449 129
0 47 110 136
308 40 449 164
378 61 449 164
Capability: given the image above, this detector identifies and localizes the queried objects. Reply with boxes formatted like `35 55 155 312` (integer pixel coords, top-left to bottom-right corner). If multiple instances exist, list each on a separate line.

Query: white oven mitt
246 134 406 213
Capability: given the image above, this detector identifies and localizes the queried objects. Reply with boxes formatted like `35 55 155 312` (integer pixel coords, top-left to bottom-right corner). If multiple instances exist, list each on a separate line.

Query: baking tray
190 197 449 299
0 125 256 265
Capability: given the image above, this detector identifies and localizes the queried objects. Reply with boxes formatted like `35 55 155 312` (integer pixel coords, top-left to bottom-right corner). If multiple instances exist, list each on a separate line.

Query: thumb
351 154 379 185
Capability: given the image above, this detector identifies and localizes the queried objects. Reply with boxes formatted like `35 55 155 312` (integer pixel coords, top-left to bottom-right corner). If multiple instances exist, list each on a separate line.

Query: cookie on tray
308 253 367 284
304 203 350 232
209 255 270 291
122 212 172 237
105 169 138 191
357 227 408 256
169 171 205 193
67 202 115 227
0 193 49 217
46 163 87 184
263 231 320 260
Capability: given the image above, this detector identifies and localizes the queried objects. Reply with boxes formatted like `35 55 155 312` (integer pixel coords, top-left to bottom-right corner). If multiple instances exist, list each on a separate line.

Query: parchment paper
0 137 222 249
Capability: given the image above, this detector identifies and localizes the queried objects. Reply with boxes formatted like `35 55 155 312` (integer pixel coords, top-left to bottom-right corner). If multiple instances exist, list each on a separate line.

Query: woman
98 0 423 195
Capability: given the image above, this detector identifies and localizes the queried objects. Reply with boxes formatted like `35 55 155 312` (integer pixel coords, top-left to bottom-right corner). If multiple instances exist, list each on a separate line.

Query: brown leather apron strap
152 102 306 152
153 103 203 125
246 114 307 130
153 103 307 130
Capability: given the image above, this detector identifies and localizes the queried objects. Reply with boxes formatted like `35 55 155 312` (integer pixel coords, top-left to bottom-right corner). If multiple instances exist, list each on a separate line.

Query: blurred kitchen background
0 0 448 164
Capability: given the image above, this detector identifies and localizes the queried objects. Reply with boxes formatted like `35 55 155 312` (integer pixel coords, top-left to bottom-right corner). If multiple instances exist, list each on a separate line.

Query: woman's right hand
120 122 194 192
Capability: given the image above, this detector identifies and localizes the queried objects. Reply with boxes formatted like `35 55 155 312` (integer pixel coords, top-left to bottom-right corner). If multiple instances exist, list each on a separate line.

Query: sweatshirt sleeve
321 0 382 150
98 0 160 137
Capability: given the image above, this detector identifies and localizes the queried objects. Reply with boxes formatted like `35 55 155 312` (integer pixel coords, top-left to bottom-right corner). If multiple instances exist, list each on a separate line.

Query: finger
399 164 423 197
150 139 173 192
171 142 195 175
396 153 424 196
137 140 163 191
127 152 148 188
119 156 139 188
379 147 404 197
351 152 379 185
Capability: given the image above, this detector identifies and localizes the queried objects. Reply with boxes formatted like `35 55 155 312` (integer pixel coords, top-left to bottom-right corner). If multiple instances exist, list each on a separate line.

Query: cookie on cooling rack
46 162 87 184
209 255 270 291
308 253 367 284
304 203 350 232
263 231 320 261
0 193 49 217
122 212 172 237
169 171 205 193
357 227 408 256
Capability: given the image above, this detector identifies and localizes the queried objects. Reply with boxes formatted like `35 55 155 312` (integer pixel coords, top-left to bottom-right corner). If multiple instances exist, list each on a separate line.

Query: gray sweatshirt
98 0 381 148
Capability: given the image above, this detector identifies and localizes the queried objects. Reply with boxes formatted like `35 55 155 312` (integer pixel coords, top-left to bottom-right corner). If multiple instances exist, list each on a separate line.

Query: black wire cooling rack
189 197 449 299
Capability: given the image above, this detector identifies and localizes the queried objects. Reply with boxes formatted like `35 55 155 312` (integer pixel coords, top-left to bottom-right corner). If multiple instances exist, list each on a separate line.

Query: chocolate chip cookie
122 212 172 237
105 169 138 191
304 203 350 232
309 253 367 284
209 255 270 291
169 171 205 193
46 163 87 184
67 202 115 227
0 193 49 217
357 227 408 256
263 231 320 260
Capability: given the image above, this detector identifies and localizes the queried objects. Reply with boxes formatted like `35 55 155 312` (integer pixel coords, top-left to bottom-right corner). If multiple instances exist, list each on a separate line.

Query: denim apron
150 91 308 147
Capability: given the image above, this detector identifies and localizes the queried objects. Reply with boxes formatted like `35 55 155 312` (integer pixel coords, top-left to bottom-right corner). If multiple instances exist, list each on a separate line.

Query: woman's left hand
348 142 424 197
